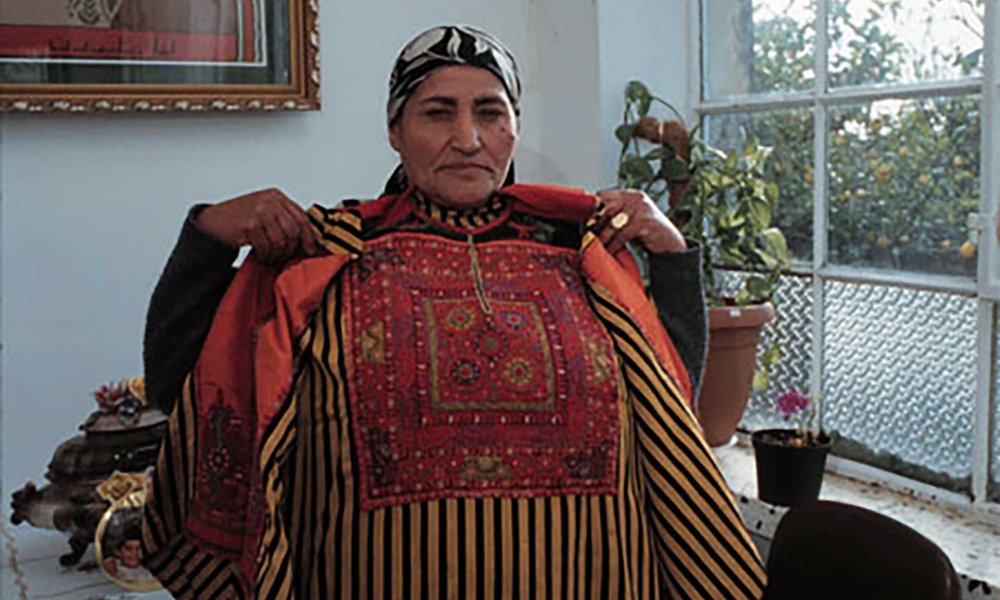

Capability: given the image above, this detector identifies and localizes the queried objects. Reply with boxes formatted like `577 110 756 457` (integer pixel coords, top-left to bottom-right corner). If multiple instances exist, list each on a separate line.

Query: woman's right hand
194 188 319 264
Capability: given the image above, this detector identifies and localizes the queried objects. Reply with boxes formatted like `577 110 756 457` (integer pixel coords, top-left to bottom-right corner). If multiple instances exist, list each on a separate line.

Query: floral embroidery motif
196 390 250 514
425 298 554 410
346 234 621 510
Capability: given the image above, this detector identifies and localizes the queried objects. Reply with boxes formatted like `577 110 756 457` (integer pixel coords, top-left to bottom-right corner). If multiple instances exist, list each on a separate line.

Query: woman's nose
451 113 481 152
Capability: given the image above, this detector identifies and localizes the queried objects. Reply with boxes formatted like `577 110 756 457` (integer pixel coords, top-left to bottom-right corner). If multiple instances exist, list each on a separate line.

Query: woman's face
389 65 519 209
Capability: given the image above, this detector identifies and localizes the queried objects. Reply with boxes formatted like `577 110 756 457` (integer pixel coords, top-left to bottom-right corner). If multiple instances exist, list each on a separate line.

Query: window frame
694 0 999 506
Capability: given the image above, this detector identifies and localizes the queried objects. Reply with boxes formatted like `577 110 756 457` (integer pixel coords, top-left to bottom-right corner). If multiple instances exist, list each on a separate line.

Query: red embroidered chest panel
343 233 621 510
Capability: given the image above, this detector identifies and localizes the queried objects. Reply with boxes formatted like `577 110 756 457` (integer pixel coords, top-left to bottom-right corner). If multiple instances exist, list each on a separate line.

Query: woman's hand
195 188 318 264
594 189 686 255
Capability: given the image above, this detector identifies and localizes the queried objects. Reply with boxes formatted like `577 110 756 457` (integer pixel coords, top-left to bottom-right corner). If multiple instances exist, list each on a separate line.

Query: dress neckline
412 189 512 235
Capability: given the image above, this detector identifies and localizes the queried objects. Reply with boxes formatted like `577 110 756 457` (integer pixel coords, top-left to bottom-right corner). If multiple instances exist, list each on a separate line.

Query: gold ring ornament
610 212 630 230
94 471 160 592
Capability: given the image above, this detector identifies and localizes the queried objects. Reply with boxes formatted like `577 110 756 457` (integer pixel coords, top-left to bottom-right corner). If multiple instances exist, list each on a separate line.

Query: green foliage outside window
726 0 983 276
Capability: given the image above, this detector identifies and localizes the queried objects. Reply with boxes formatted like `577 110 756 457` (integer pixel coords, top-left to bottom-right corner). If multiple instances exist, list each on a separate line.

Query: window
699 0 999 503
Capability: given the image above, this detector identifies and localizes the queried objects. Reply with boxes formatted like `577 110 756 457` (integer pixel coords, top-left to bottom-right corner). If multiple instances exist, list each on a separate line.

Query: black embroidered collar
413 190 511 234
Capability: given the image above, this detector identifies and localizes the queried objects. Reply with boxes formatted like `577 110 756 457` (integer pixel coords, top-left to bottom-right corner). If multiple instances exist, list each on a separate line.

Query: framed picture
95 488 160 592
0 0 319 113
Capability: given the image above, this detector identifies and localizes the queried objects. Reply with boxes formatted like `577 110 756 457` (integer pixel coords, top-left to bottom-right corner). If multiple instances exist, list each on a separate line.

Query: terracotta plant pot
696 302 775 446
751 428 833 506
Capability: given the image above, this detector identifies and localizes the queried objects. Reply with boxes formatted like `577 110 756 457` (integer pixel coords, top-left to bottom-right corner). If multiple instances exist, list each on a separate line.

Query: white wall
0 0 688 504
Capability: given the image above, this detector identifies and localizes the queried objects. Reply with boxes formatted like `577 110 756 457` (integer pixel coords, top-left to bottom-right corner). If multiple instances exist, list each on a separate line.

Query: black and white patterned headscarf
386 25 521 126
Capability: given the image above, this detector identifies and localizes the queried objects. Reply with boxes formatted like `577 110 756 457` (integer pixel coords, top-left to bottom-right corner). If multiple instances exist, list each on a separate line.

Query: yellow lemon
899 146 909 156
804 168 814 183
953 156 964 167
876 234 891 249
960 241 977 258
917 174 931 187
875 163 891 182
941 240 953 250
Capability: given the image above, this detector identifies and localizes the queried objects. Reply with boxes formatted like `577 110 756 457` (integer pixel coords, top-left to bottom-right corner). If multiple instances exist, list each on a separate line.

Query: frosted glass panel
740 274 814 431
824 281 975 487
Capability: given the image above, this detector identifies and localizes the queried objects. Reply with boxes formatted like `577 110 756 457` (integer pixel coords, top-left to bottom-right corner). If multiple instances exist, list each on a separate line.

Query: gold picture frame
0 0 319 113
94 482 160 592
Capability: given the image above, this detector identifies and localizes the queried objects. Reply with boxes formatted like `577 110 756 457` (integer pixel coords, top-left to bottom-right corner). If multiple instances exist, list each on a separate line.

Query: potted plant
751 389 832 506
615 80 789 446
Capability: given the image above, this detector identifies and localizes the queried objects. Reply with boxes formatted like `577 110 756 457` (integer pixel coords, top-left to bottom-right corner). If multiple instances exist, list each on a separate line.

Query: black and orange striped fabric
142 185 765 599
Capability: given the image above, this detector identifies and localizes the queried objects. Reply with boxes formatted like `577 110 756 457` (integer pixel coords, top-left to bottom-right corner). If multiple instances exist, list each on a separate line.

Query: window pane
738 273 815 431
991 306 1000 502
827 96 980 277
829 0 984 88
704 0 816 98
824 281 975 491
706 109 814 262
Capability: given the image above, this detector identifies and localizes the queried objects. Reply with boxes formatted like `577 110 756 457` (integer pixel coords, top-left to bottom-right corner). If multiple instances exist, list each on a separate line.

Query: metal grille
735 273 814 431
823 281 976 481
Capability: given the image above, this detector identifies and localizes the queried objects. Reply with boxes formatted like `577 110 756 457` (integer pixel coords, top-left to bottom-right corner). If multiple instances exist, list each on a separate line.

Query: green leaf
644 146 670 160
753 247 780 270
744 275 773 300
622 154 654 180
752 369 769 392
760 228 789 263
665 159 690 182
701 170 721 188
638 95 652 117
615 124 637 144
719 246 746 263
760 344 781 366
625 80 650 103
765 182 779 203
748 197 772 227
725 151 739 171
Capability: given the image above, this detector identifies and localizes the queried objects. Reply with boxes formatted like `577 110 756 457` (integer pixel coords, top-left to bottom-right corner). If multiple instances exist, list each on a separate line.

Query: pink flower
776 389 809 416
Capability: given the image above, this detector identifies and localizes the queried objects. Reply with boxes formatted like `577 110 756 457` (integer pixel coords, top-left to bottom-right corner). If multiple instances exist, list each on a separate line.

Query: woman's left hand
594 189 687 255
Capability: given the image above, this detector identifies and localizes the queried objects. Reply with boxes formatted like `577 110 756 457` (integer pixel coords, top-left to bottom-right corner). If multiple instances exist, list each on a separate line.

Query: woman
141 25 765 599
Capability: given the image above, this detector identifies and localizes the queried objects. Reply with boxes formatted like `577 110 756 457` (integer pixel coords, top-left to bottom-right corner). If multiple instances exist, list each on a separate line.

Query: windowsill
715 434 1000 599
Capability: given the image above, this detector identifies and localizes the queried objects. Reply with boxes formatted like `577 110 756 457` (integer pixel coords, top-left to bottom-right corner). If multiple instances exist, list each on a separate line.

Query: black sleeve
143 205 239 412
647 243 708 398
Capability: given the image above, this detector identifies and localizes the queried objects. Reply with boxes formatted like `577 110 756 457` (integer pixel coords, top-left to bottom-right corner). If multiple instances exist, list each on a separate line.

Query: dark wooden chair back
764 500 961 600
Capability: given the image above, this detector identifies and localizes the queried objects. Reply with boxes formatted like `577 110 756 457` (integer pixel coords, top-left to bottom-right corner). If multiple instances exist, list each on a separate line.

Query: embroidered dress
142 185 766 599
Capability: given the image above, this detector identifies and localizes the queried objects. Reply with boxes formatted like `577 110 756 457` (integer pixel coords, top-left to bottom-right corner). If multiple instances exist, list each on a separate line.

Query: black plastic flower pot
751 428 833 507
